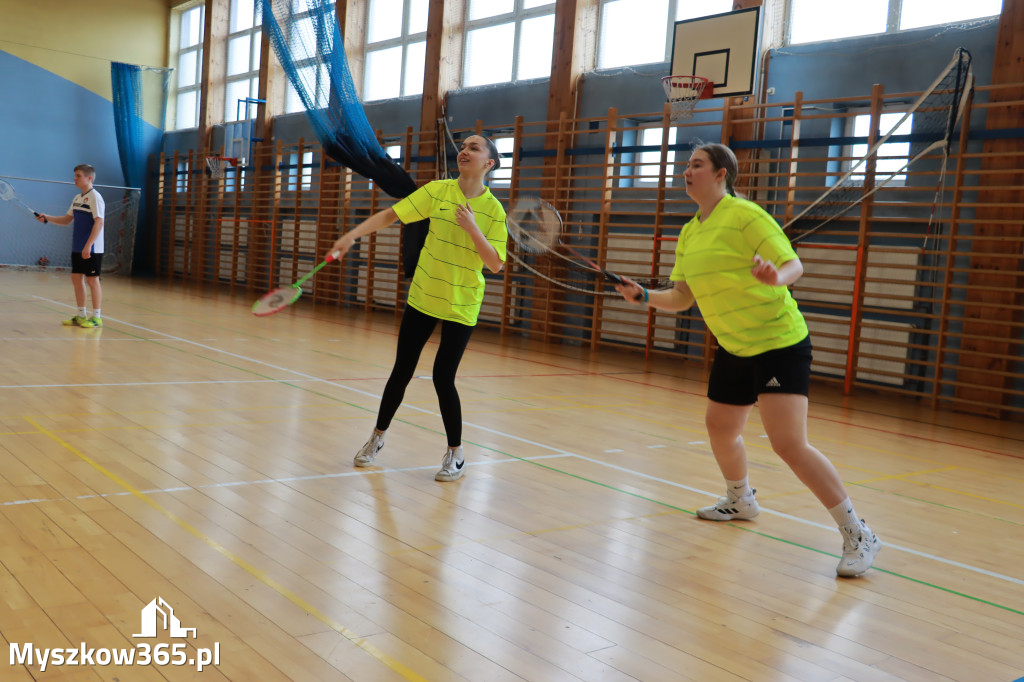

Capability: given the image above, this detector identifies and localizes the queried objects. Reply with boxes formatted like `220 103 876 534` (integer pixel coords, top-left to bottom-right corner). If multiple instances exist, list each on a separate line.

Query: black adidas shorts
707 335 813 406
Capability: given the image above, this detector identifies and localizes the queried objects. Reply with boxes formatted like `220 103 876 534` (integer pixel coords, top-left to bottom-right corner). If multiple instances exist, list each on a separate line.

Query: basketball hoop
206 156 238 179
661 75 712 122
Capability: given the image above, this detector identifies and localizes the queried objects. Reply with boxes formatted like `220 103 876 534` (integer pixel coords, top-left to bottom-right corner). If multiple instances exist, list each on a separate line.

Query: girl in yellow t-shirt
616 143 881 578
327 135 507 483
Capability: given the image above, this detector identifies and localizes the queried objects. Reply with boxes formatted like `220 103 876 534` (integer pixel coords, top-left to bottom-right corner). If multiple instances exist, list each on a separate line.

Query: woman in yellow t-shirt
327 135 507 482
616 143 881 577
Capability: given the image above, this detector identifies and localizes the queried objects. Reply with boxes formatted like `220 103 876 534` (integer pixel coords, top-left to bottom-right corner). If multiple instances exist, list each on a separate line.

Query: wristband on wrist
642 287 649 303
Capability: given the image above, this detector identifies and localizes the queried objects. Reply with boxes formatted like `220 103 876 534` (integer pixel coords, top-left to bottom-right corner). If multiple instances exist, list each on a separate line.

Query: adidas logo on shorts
765 376 782 388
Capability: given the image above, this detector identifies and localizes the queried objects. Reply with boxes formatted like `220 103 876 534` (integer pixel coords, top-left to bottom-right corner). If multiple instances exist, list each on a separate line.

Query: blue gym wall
0 0 169 271
0 51 125 191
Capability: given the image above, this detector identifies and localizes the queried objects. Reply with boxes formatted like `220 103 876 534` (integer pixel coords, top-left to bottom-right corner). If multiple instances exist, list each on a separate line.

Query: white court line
26 297 1024 588
0 453 571 508
0 336 139 342
0 379 320 390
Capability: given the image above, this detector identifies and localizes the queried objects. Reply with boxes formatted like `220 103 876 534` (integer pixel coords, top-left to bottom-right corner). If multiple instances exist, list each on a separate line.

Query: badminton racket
506 197 624 286
0 179 46 222
252 251 340 316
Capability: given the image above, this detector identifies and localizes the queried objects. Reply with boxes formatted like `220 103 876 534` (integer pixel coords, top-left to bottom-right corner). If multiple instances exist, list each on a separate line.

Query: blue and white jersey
65 188 105 254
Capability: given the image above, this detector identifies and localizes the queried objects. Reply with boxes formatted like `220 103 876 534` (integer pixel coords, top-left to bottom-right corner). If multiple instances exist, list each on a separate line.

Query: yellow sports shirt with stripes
391 179 508 326
670 194 808 357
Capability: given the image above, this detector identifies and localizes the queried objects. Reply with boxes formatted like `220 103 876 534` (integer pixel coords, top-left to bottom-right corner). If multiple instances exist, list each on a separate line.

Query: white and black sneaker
836 520 881 577
696 490 760 521
434 446 465 482
354 431 385 467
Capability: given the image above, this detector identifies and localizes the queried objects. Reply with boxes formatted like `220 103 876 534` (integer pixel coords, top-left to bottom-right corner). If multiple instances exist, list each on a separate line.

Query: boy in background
37 164 106 327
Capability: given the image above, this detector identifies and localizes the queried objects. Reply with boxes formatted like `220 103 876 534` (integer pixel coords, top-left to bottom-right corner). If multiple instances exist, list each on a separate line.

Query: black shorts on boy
70 252 103 277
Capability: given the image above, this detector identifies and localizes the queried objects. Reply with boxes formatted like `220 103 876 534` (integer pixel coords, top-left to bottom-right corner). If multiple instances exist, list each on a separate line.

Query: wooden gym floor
1 268 1022 682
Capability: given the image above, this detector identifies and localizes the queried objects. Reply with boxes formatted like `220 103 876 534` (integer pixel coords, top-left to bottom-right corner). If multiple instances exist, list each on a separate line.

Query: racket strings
507 251 620 297
507 196 675 292
507 203 561 255
508 245 671 296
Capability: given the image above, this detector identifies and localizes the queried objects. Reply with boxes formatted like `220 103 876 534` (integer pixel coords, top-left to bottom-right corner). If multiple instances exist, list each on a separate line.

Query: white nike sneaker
434 446 465 482
696 490 760 521
354 431 385 467
837 521 882 577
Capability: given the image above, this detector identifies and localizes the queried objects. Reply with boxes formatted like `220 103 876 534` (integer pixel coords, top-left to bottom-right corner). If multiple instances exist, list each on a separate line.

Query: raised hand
751 254 781 286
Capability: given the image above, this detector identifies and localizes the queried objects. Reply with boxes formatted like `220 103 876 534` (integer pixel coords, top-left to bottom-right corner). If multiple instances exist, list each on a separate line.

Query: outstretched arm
616 278 696 311
39 213 73 226
327 207 399 261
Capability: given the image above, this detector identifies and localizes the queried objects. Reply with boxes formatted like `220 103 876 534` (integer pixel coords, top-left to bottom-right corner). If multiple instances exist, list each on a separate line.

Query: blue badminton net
258 0 416 200
259 0 425 276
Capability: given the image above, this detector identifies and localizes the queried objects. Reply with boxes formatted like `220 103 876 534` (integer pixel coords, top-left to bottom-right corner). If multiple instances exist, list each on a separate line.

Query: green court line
729 525 1024 617
456 440 1024 618
851 483 1024 527
30 314 1024 637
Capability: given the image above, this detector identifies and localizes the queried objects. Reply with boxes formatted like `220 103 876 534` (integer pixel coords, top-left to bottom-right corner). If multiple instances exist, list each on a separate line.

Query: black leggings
375 305 475 446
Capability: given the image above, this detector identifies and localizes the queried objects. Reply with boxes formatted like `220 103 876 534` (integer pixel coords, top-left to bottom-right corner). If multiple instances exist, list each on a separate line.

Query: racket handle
34 212 47 223
326 251 340 263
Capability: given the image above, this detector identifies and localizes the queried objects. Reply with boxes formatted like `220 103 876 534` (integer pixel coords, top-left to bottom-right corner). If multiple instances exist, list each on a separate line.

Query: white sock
92 309 101 319
78 307 87 317
726 477 752 500
828 498 861 529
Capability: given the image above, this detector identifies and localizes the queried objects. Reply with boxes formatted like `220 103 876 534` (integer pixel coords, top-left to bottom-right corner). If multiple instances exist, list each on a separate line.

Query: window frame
842 108 914 189
363 0 429 102
285 150 315 192
786 0 1001 46
169 2 205 131
282 1 338 115
636 125 677 186
487 136 516 187
462 0 557 88
596 0 734 70
224 0 263 123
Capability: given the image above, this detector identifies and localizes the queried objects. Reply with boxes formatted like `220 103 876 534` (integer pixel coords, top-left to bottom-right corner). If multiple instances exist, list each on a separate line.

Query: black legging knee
375 306 474 446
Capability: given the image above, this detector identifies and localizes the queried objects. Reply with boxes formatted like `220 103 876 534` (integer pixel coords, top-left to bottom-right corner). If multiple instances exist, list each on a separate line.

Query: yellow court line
916 482 1024 510
26 417 430 682
583 404 708 437
554 405 1024 509
9 412 384 437
854 465 962 484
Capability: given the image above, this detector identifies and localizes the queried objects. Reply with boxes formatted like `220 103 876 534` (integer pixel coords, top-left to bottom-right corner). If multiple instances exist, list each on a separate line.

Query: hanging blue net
111 62 170 189
259 0 425 276
110 61 170 274
259 0 418 198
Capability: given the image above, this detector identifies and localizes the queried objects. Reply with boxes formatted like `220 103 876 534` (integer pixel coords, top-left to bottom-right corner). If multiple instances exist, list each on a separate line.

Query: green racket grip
293 251 341 287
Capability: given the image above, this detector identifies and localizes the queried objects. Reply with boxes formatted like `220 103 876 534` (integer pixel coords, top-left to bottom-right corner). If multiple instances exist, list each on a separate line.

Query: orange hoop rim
662 75 713 101
205 156 238 179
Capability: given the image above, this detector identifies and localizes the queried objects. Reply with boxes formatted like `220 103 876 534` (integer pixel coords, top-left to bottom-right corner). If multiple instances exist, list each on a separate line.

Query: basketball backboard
670 7 761 99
